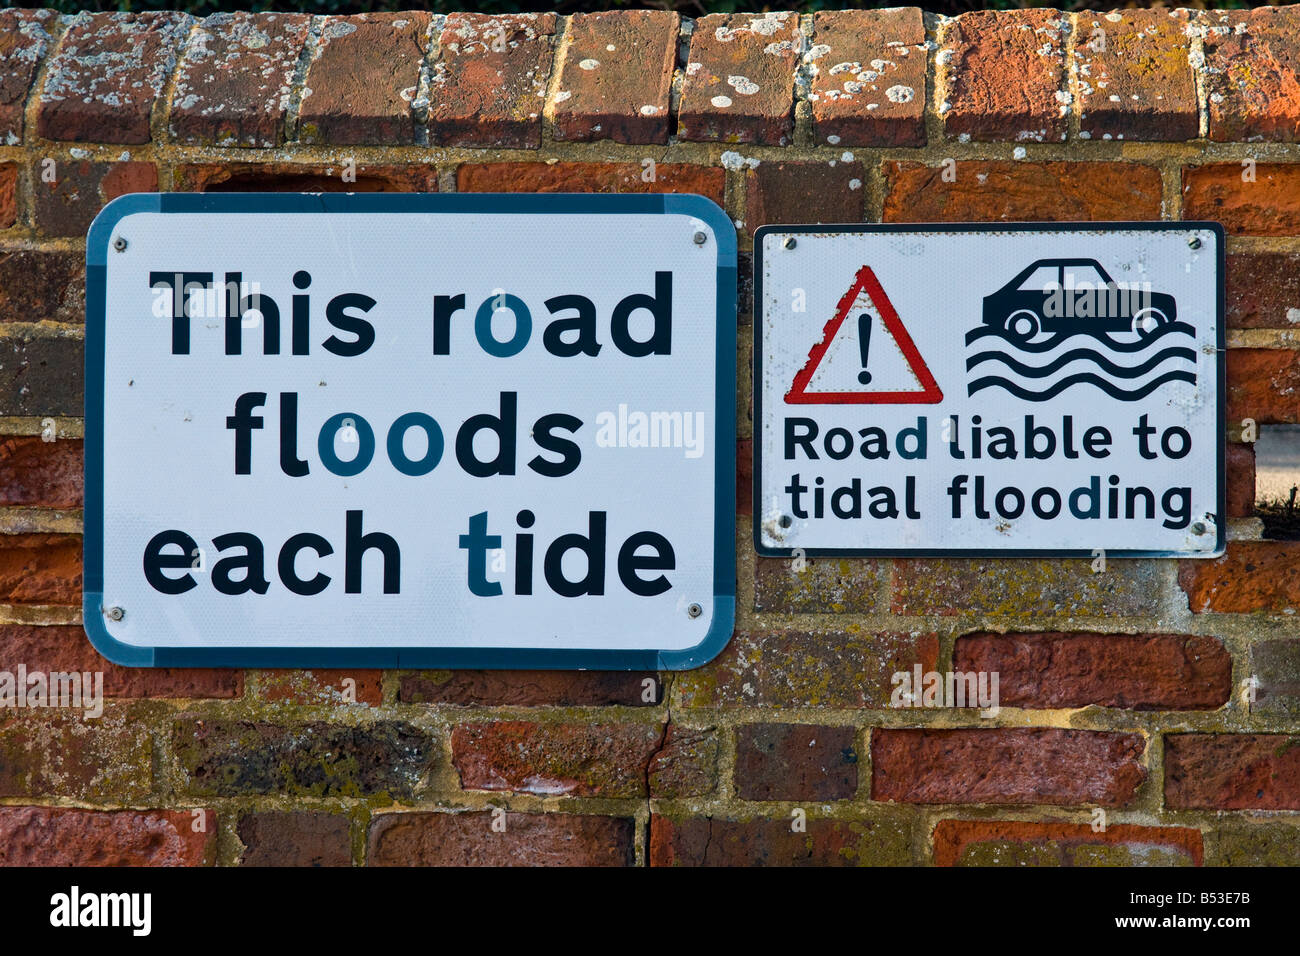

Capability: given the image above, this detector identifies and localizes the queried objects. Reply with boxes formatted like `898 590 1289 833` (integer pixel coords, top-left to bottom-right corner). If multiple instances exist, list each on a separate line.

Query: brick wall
0 6 1297 867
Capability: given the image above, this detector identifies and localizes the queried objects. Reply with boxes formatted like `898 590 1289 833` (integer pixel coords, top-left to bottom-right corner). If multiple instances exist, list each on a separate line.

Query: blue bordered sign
85 192 736 669
755 222 1225 558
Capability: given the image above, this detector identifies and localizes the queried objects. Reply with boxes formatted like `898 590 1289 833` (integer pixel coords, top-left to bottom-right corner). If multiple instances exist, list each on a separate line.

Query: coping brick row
1 7 1298 149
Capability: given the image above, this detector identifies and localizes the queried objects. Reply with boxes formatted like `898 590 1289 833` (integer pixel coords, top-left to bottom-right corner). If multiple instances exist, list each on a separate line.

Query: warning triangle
786 265 943 405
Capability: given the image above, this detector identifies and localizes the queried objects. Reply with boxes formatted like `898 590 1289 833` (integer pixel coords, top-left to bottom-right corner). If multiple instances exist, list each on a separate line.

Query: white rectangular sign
85 193 736 669
756 223 1224 557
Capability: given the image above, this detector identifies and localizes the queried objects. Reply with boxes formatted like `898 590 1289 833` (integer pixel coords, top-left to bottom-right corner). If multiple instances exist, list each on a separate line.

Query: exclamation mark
857 312 872 384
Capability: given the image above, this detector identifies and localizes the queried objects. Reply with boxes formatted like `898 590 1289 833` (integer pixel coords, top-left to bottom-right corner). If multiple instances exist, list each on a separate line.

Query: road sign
755 223 1225 557
84 192 736 669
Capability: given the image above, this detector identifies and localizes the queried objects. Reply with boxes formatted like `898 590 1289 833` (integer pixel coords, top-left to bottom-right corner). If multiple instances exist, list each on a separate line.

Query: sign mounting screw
105 606 125 622
112 236 128 252
693 230 707 245
1187 236 1202 249
687 603 703 619
783 237 796 249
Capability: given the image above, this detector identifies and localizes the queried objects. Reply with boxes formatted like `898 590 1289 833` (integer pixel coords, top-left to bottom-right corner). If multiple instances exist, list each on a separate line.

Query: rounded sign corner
81 593 155 667
663 193 736 261
1202 529 1228 560
657 595 735 671
87 192 162 266
1189 220 1227 245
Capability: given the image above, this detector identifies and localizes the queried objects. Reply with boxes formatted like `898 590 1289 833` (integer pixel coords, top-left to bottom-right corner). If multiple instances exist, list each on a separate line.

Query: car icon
982 258 1177 342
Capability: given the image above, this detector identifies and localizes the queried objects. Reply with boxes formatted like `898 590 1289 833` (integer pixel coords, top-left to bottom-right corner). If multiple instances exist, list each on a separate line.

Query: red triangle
785 265 943 405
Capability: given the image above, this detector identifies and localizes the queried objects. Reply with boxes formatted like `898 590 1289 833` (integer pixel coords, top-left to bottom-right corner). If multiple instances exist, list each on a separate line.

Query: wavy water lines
965 323 1198 402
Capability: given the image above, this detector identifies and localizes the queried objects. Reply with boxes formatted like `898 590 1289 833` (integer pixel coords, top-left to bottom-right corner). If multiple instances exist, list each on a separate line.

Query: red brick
0 9 56 144
1205 823 1300 865
300 13 431 146
1204 7 1300 143
38 11 192 143
0 807 215 866
0 534 79 604
737 439 752 516
238 812 351 867
1073 10 1198 142
746 160 866 236
808 9 926 147
1253 639 1300 716
952 632 1232 710
33 159 157 238
173 717 435 798
451 720 663 797
0 332 82 416
933 820 1202 867
0 164 16 229
941 10 1069 142
0 713 152 799
649 725 719 798
550 11 677 145
743 351 753 428
884 161 1163 222
258 670 382 706
0 249 84 325
1179 542 1300 614
675 630 938 708
399 669 660 706
755 557 885 613
1227 442 1256 517
1226 253 1300 329
457 162 724 205
0 437 83 508
428 13 555 148
891 558 1161 617
735 723 858 800
738 251 754 318
368 811 635 866
1183 164 1300 236
679 12 800 146
169 12 309 147
650 812 913 866
1 624 242 698
1227 349 1300 424
175 162 435 193
872 728 1147 806
1166 734 1300 810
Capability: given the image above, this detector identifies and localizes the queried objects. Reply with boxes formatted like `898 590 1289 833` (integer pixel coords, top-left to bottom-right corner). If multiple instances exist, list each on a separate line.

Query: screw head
112 236 127 252
105 606 125 621
693 231 707 245
779 514 793 528
687 603 703 619
1191 521 1207 535
783 236 797 249
1188 236 1202 250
